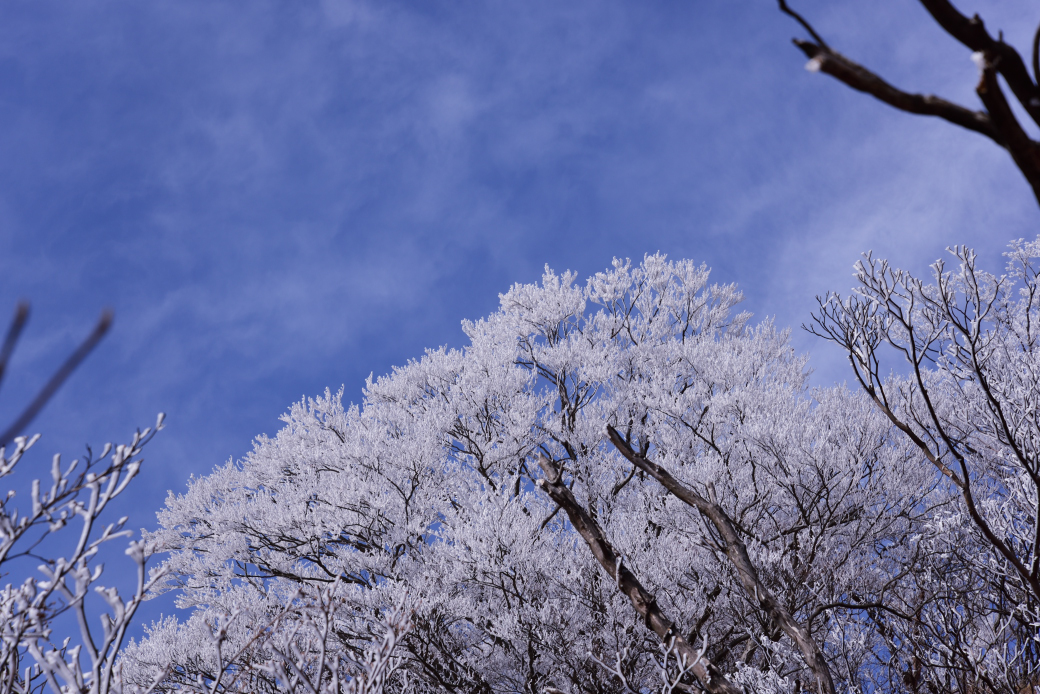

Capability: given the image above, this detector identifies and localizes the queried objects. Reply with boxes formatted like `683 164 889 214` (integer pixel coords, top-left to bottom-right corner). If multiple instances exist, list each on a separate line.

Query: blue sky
0 0 1036 634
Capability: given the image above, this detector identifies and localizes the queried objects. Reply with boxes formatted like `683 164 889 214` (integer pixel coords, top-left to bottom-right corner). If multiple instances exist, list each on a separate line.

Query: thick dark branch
1033 21 1040 85
974 53 1040 203
533 455 742 694
917 0 1040 128
917 0 994 51
606 427 837 694
793 40 1002 145
781 1 1040 206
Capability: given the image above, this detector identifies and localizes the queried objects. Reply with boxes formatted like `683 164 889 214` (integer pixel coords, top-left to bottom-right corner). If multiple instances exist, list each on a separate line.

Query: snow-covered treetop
121 247 1040 694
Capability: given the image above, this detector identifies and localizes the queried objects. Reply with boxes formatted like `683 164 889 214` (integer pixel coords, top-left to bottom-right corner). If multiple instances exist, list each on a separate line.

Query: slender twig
777 0 829 50
0 310 113 449
537 503 561 532
0 303 29 396
611 464 638 497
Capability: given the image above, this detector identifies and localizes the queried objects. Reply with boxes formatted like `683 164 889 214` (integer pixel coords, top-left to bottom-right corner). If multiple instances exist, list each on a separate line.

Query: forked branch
778 0 1040 206
0 305 113 449
533 454 742 694
606 426 837 694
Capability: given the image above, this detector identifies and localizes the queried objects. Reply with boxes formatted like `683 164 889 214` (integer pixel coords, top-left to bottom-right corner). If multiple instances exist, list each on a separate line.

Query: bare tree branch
777 0 828 51
974 51 1040 202
778 0 1040 207
917 0 1040 127
791 40 1001 144
0 303 29 397
0 309 113 449
1032 20 1040 85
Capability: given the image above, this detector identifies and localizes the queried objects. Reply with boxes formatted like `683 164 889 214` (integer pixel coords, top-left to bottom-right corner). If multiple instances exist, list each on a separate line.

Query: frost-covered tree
0 298 410 694
811 238 1040 693
0 419 408 694
121 250 1011 694
0 422 166 694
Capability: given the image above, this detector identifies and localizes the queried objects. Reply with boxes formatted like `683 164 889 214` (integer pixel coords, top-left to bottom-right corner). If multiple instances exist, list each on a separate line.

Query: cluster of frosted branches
586 635 771 694
810 237 1040 693
0 416 166 694
114 240 1040 693
117 252 924 693
120 585 414 694
0 413 412 694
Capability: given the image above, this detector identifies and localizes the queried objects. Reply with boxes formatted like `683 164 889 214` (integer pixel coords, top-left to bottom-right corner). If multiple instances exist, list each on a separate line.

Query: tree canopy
107 246 1040 693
